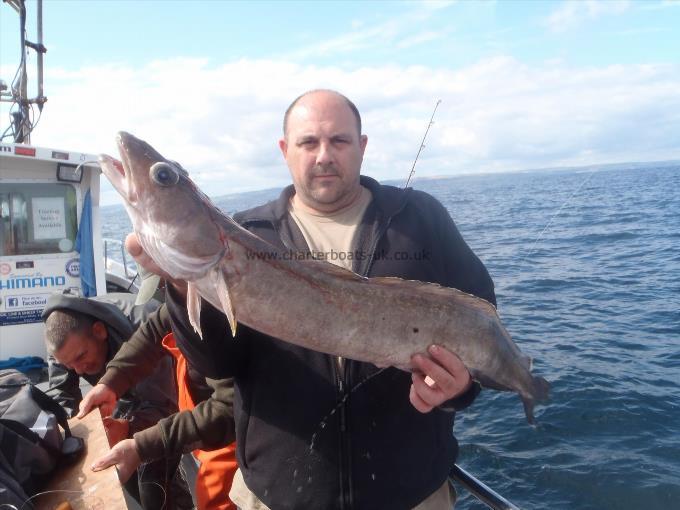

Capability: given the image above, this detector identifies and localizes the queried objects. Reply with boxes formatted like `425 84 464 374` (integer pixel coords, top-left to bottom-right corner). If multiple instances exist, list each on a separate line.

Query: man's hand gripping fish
99 131 550 423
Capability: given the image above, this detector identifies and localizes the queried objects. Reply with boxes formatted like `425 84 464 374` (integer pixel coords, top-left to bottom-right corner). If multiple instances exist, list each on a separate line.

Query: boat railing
449 464 521 510
103 237 137 280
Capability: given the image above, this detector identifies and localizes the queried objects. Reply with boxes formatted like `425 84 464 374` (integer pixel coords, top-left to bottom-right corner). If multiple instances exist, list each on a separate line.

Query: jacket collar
237 175 411 227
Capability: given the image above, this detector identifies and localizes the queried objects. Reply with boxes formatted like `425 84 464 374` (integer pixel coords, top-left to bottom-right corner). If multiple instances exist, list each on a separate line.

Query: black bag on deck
0 369 84 506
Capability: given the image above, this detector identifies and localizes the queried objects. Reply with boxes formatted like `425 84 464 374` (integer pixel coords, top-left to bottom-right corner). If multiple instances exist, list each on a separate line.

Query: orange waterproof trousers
162 333 238 510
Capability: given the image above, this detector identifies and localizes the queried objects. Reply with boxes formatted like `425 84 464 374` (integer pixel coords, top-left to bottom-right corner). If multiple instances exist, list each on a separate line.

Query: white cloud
3 56 679 206
545 0 631 33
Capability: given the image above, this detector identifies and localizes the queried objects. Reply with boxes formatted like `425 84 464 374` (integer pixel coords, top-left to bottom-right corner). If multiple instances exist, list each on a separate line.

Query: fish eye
150 162 180 186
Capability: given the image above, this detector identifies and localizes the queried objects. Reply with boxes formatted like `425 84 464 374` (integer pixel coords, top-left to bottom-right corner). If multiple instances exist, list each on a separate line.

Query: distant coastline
383 158 680 186
101 159 679 214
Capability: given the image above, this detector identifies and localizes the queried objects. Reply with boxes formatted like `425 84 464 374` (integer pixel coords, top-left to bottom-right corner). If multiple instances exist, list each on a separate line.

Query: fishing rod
404 99 441 189
399 99 522 509
520 169 597 266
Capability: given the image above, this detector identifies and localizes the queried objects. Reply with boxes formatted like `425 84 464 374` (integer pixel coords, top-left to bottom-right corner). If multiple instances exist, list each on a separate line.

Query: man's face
53 323 108 375
279 91 368 213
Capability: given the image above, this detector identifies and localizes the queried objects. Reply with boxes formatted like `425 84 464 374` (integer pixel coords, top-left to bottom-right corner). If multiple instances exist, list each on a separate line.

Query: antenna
404 99 441 189
0 0 47 144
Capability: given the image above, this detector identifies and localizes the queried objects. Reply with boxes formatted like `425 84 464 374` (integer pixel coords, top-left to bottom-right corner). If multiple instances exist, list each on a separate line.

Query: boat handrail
103 237 136 279
449 464 521 510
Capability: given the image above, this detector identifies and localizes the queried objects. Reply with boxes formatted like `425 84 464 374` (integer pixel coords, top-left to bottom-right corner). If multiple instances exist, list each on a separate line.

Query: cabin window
0 183 78 256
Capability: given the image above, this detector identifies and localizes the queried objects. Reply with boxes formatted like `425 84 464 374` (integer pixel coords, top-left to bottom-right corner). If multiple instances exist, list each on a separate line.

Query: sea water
101 164 680 509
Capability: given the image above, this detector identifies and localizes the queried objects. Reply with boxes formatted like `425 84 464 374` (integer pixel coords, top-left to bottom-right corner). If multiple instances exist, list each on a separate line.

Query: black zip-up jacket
166 176 496 510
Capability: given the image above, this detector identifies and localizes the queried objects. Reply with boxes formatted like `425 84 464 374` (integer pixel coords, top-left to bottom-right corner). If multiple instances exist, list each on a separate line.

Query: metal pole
36 0 45 107
18 0 30 143
449 464 521 510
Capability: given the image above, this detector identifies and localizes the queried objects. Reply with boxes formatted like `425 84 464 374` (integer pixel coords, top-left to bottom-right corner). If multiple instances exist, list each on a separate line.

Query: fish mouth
99 153 129 198
99 132 142 203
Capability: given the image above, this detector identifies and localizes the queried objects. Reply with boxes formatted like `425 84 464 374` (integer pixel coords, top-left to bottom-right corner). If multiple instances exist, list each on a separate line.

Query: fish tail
531 375 551 402
521 397 537 425
521 375 551 424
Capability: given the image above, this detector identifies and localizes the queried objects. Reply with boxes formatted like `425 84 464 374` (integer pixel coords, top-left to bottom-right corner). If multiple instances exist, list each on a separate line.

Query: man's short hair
283 89 362 138
44 309 94 354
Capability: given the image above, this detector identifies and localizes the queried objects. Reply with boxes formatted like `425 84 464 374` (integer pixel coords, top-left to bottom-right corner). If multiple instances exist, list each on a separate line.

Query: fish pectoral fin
215 267 237 338
187 282 203 339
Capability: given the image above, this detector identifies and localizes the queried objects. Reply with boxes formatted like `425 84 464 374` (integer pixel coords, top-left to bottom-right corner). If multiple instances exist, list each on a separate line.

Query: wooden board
34 409 128 510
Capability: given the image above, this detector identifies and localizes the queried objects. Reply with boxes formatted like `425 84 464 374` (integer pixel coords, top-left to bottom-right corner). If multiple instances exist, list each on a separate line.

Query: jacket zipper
272 199 406 509
337 213 397 509
334 360 349 509
362 217 393 278
276 218 352 507
359 188 409 278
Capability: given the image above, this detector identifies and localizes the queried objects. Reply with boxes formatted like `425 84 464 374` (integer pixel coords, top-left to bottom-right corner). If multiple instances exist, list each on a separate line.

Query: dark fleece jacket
165 176 495 510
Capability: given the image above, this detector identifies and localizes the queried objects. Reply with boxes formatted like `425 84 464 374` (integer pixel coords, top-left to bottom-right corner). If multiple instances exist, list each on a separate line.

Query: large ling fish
99 131 550 423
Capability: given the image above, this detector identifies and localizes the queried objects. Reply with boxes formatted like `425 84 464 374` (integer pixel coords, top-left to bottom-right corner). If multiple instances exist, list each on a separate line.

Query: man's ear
359 134 368 156
279 138 288 158
91 321 108 341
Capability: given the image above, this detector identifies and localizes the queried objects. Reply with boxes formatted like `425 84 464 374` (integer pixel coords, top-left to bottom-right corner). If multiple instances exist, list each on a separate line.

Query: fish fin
370 277 499 316
367 276 404 285
187 282 203 340
215 267 237 338
298 261 497 320
299 259 366 281
521 376 550 424
531 375 550 402
521 397 537 425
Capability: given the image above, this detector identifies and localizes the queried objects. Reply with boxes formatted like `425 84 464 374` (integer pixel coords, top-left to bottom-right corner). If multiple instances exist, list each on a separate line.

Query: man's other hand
77 383 117 419
125 232 187 294
409 344 472 413
91 438 141 483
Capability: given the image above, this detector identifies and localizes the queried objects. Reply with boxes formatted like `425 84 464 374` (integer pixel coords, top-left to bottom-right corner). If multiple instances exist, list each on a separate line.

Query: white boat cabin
0 142 108 359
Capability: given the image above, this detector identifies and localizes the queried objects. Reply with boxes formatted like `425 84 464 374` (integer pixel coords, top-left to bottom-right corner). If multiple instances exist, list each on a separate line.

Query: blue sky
2 0 679 204
9 1 678 67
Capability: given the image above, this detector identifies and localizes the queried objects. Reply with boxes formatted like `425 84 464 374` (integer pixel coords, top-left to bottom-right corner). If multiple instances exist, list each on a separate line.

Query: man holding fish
98 90 514 509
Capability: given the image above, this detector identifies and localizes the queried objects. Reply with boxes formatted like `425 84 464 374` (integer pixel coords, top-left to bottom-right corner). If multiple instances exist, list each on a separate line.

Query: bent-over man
42 291 193 510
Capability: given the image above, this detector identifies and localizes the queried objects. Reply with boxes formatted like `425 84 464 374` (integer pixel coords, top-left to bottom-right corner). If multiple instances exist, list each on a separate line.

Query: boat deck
27 367 198 510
